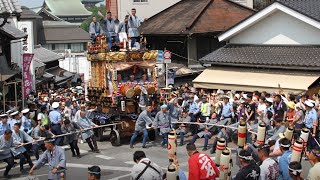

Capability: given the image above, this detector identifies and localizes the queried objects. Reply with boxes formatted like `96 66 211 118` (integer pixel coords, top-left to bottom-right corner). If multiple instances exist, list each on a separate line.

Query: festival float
86 34 159 145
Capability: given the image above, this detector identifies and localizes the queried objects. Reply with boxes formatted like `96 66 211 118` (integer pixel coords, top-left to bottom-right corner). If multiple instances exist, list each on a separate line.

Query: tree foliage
80 5 106 32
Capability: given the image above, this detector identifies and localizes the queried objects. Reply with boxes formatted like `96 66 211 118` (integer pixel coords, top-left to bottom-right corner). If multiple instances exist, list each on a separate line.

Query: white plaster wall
230 10 320 45
231 0 253 8
59 55 91 81
118 0 181 21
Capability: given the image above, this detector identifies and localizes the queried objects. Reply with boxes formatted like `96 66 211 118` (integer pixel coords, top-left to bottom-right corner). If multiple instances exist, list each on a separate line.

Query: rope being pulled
172 121 258 135
0 123 121 152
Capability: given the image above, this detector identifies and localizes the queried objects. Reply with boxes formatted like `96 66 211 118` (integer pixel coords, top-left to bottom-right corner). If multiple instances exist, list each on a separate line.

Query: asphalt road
0 134 312 180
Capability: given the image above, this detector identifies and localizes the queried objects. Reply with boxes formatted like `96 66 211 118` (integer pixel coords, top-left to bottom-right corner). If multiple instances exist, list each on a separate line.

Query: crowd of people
0 87 102 178
129 83 320 179
89 8 145 49
0 83 320 179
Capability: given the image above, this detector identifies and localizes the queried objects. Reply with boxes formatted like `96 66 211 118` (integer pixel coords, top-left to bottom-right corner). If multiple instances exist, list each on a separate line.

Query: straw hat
286 102 295 109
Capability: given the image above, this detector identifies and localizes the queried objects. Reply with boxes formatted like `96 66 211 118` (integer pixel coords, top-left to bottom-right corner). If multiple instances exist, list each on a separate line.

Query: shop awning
193 67 320 94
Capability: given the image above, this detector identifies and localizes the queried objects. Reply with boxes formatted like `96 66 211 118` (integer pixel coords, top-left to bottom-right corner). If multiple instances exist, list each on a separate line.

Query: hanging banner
22 53 34 97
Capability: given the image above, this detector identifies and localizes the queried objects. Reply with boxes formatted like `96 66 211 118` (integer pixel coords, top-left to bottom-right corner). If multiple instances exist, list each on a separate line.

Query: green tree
81 6 106 32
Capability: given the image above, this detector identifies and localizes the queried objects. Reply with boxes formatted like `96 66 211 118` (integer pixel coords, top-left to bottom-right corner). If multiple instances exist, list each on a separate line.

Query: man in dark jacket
234 149 260 180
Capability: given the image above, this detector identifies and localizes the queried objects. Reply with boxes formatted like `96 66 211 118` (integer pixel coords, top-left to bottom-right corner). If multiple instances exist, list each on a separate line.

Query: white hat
235 94 240 99
6 110 13 114
266 98 273 103
222 95 230 99
217 89 224 95
44 97 49 102
239 98 246 104
242 94 248 99
21 108 30 114
0 114 8 118
10 111 19 116
52 102 60 109
305 101 314 107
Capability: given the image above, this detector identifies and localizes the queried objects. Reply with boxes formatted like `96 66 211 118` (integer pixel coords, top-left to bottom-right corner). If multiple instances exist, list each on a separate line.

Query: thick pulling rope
314 137 320 147
173 121 320 147
0 123 121 152
172 121 258 135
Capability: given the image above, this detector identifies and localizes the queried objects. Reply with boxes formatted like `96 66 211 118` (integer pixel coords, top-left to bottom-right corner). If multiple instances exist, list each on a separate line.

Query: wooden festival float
86 35 158 145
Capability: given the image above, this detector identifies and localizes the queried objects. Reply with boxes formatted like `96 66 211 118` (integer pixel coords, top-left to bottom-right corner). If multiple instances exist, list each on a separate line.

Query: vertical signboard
22 53 34 97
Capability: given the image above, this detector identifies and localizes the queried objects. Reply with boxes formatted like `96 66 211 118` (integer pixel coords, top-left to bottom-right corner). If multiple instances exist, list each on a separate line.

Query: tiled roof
45 0 91 16
200 44 320 70
33 58 45 68
33 45 64 63
20 6 41 19
277 0 320 22
46 67 74 83
37 8 63 21
41 21 90 43
139 0 254 35
0 18 27 39
0 0 22 14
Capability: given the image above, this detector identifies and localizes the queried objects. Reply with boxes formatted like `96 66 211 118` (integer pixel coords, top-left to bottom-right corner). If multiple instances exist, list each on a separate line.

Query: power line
171 52 199 63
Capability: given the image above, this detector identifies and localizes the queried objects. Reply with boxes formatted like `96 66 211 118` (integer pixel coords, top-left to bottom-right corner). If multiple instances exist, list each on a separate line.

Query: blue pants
51 124 63 146
162 133 168 146
180 132 185 144
107 35 119 49
91 34 99 43
130 129 148 146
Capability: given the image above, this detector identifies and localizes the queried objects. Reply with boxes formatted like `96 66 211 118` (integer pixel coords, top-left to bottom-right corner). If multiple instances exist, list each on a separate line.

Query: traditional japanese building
43 0 91 24
33 45 75 89
195 0 320 94
0 0 28 111
139 0 255 67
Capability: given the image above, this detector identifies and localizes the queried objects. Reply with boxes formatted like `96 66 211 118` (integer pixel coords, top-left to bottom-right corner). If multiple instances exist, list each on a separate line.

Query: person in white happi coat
0 114 11 136
128 8 144 48
12 123 34 172
131 151 163 180
21 108 33 135
77 110 100 153
9 111 20 130
29 138 67 180
0 129 18 178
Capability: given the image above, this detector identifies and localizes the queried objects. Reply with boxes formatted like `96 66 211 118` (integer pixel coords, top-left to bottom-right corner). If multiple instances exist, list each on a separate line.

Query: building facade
195 0 320 94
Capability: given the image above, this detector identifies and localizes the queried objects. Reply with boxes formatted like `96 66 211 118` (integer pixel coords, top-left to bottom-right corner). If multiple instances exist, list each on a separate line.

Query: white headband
288 167 302 176
280 143 291 148
238 154 253 161
88 171 100 175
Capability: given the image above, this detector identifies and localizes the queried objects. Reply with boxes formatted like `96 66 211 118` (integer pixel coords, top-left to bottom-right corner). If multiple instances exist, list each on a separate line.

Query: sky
18 0 44 8
18 0 105 8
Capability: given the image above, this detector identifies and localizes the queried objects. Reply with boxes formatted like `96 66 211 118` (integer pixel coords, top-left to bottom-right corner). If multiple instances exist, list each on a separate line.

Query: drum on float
120 84 135 98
